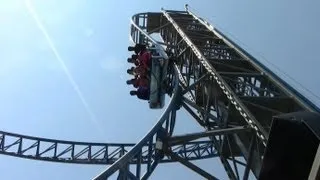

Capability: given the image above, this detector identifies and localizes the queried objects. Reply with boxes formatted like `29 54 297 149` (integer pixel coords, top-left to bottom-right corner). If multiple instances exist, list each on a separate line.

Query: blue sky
0 0 319 179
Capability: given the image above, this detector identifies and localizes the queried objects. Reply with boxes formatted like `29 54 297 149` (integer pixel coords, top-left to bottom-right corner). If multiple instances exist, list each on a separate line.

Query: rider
128 44 146 55
126 67 135 76
127 43 153 101
138 50 152 69
126 77 149 88
130 87 150 100
127 57 139 66
127 66 148 77
128 52 151 69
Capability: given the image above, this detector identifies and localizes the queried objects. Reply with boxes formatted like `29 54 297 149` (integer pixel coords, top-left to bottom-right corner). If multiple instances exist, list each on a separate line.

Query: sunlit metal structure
1 5 320 180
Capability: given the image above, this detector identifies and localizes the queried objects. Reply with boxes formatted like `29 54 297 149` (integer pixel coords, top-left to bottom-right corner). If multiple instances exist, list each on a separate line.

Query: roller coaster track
92 7 320 180
0 8 219 180
1 5 320 180
0 9 200 164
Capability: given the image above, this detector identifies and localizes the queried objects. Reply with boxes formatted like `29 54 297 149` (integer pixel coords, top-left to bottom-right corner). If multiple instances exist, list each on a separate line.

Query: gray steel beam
308 144 320 180
232 134 261 178
141 160 159 180
239 96 301 113
209 59 257 73
147 22 172 34
169 126 250 146
219 72 263 78
226 135 240 180
241 100 283 114
181 102 206 126
181 73 210 95
167 150 219 180
243 134 256 180
222 76 283 97
183 97 218 121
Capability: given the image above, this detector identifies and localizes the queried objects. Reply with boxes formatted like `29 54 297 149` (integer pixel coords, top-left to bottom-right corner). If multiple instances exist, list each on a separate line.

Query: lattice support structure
0 131 218 165
156 7 319 179
97 6 319 180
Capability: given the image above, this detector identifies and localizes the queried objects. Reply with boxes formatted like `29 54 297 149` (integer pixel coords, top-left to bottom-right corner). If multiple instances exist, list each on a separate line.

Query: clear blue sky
0 0 319 179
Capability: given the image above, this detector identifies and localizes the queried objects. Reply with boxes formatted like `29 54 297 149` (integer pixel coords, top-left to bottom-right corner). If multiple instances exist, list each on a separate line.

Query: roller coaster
1 5 320 180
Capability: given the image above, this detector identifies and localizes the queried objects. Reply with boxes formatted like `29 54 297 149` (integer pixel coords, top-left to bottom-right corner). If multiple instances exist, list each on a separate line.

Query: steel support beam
182 73 210 95
169 126 249 146
167 150 219 180
183 97 218 121
243 134 256 180
148 22 172 34
308 144 320 180
181 102 206 126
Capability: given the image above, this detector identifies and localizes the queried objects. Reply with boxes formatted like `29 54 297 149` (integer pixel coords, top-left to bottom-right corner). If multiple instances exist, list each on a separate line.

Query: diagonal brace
181 73 210 95
183 97 218 121
148 22 172 34
167 150 219 180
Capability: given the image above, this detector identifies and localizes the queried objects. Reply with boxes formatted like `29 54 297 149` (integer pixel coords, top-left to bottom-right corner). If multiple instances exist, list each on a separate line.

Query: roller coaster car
149 54 169 109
